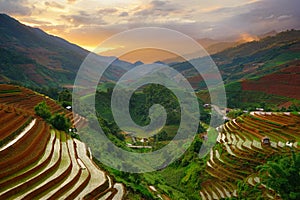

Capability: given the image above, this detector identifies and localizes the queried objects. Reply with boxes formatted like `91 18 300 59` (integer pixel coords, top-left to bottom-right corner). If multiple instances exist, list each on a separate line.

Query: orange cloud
101 48 181 64
239 33 259 42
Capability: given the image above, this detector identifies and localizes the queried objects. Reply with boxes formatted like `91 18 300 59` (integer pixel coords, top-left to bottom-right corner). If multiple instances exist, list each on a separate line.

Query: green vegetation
34 101 51 120
258 152 300 199
285 104 300 112
0 48 36 86
94 84 181 125
235 179 263 199
234 152 300 200
58 89 72 107
2 17 298 199
227 109 244 119
50 113 71 132
0 89 21 94
262 51 300 69
96 136 209 200
196 80 297 110
75 82 212 199
94 83 209 127
34 101 71 132
154 130 168 141
85 83 209 155
172 30 300 90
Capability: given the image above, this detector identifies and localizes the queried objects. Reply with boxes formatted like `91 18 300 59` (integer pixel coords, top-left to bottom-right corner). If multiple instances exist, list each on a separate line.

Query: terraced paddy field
1 84 299 199
0 84 87 129
200 112 300 199
0 85 124 199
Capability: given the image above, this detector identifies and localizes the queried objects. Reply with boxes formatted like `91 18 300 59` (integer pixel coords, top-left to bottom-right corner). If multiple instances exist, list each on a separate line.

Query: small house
286 141 293 148
261 136 270 145
140 138 148 143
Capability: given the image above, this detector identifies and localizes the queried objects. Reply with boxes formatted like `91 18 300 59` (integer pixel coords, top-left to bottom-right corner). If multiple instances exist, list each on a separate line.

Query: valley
0 10 299 200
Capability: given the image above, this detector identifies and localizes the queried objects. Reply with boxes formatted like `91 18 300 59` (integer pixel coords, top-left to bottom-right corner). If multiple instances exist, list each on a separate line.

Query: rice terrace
1 0 300 199
0 82 299 199
0 85 124 199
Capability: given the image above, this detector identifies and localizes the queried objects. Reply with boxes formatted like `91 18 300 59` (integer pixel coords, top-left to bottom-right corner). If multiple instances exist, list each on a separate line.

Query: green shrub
50 113 71 131
34 101 51 120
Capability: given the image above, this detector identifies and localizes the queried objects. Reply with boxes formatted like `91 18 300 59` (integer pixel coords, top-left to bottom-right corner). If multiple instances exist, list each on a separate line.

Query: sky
0 0 299 62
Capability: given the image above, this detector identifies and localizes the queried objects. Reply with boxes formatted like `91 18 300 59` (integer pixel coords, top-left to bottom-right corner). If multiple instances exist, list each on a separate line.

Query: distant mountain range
0 13 299 107
172 29 300 88
163 31 278 64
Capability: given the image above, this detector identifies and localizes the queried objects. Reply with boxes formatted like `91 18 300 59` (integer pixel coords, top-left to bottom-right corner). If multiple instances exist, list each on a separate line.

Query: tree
258 152 300 199
157 130 168 141
34 101 51 120
192 139 202 153
236 180 262 199
288 104 300 112
58 89 72 102
50 113 71 131
58 89 72 107
197 123 205 133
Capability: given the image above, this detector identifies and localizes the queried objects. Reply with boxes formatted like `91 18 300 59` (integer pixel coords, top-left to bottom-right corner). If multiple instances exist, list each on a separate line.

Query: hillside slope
242 61 300 100
200 112 300 199
172 29 300 89
0 84 124 199
173 30 300 108
0 13 133 87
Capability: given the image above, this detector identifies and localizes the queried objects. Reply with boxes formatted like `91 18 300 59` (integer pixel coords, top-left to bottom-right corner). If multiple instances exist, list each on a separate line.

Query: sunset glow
1 0 299 62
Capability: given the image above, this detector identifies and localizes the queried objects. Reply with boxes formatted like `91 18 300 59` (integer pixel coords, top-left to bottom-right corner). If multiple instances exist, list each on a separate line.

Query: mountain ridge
1 13 299 109
172 29 300 85
0 13 134 87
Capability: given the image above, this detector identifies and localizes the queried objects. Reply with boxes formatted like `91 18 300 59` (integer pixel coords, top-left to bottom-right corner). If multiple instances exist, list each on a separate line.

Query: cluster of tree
258 151 300 199
235 152 300 199
278 104 300 112
131 84 210 126
90 84 214 199
94 84 210 145
87 113 125 141
34 101 71 132
131 84 181 126
58 89 72 107
31 87 61 100
153 130 168 141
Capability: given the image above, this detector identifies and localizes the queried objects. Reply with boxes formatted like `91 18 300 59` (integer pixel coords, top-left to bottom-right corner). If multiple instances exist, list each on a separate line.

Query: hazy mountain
171 29 300 89
258 30 277 39
133 61 144 66
164 31 280 64
171 30 300 108
197 38 239 55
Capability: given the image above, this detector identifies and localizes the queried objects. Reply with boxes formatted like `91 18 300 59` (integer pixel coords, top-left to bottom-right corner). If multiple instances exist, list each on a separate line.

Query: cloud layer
0 0 299 50
0 0 31 15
